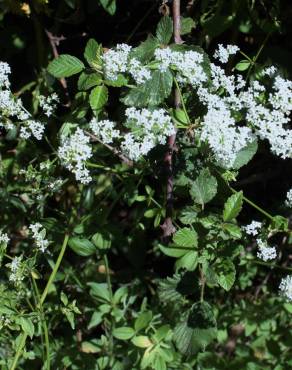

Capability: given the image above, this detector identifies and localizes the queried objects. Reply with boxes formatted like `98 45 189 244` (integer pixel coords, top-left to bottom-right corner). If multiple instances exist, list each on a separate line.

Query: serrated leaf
213 259 236 291
105 74 128 87
158 272 197 302
173 227 198 248
223 191 243 222
190 169 217 206
48 54 84 78
175 251 198 271
233 140 258 169
181 17 196 35
174 302 217 355
122 69 173 107
84 38 102 68
99 0 116 15
68 237 97 256
89 85 108 110
113 327 135 340
78 72 102 90
131 36 159 63
156 16 173 44
19 317 34 339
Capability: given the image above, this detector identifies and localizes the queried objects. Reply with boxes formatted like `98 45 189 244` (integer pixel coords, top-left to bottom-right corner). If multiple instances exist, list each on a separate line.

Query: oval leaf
68 237 96 256
223 191 243 222
48 54 84 78
89 85 108 111
113 327 135 340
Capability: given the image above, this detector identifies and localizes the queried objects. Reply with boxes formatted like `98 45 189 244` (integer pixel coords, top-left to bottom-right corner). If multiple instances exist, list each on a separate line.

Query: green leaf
122 69 173 107
135 311 153 331
91 231 111 250
19 317 34 339
190 169 217 206
78 72 102 90
174 302 217 355
81 341 100 353
105 74 128 87
159 244 188 258
181 17 196 35
213 259 236 291
156 16 173 44
113 327 135 340
131 36 160 63
222 223 242 239
158 272 197 302
89 85 108 110
88 311 103 329
233 140 258 169
84 38 102 68
235 60 251 71
223 191 243 222
175 251 198 271
131 336 152 348
68 237 97 256
173 228 198 248
99 0 116 15
87 282 110 302
47 54 84 78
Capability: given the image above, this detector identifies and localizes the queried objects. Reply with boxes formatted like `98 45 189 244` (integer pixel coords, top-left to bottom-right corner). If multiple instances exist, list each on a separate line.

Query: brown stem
84 130 133 167
45 29 71 106
161 0 182 239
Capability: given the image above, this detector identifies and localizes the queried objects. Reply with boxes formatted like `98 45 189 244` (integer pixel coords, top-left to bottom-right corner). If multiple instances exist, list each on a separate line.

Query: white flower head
90 118 120 144
128 58 151 85
214 44 239 64
103 43 132 81
243 221 262 236
8 256 24 284
279 275 292 301
0 231 9 245
39 93 59 117
256 239 277 261
0 61 11 88
29 223 50 253
58 128 92 184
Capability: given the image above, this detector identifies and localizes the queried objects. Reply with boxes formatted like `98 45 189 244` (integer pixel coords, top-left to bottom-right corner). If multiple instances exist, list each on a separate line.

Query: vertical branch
161 0 182 239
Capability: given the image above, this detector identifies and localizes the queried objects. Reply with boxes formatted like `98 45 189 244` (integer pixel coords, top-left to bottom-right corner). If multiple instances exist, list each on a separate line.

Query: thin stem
32 278 50 370
40 233 70 306
103 254 114 363
247 258 292 273
9 333 28 370
200 268 206 302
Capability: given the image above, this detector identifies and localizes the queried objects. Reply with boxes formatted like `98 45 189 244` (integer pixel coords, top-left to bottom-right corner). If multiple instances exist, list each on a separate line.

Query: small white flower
128 58 151 85
58 128 92 184
243 221 262 236
279 275 292 301
0 231 9 245
0 61 11 88
39 93 59 117
214 44 239 63
29 223 50 253
256 239 277 261
285 189 292 208
9 256 24 284
103 43 132 81
90 118 120 144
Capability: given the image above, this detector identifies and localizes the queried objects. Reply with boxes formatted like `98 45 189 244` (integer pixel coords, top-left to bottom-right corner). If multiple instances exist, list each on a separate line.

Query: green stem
40 233 70 306
9 333 28 370
32 278 50 370
248 259 292 272
229 186 274 220
103 254 114 363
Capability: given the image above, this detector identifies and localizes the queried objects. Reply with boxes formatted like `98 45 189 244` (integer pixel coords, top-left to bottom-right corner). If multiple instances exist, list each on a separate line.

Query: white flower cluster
103 44 132 81
103 44 151 85
279 275 292 301
242 221 262 236
121 107 175 160
0 61 11 88
88 108 175 163
0 230 9 245
154 47 207 87
19 120 45 140
213 44 239 63
256 239 277 261
0 61 45 140
8 256 24 284
90 118 120 144
128 58 151 85
29 223 49 253
285 189 292 208
39 93 59 117
58 128 92 184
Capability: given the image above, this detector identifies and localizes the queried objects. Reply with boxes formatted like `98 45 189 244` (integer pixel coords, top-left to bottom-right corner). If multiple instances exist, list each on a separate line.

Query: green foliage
47 54 85 78
190 168 218 207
